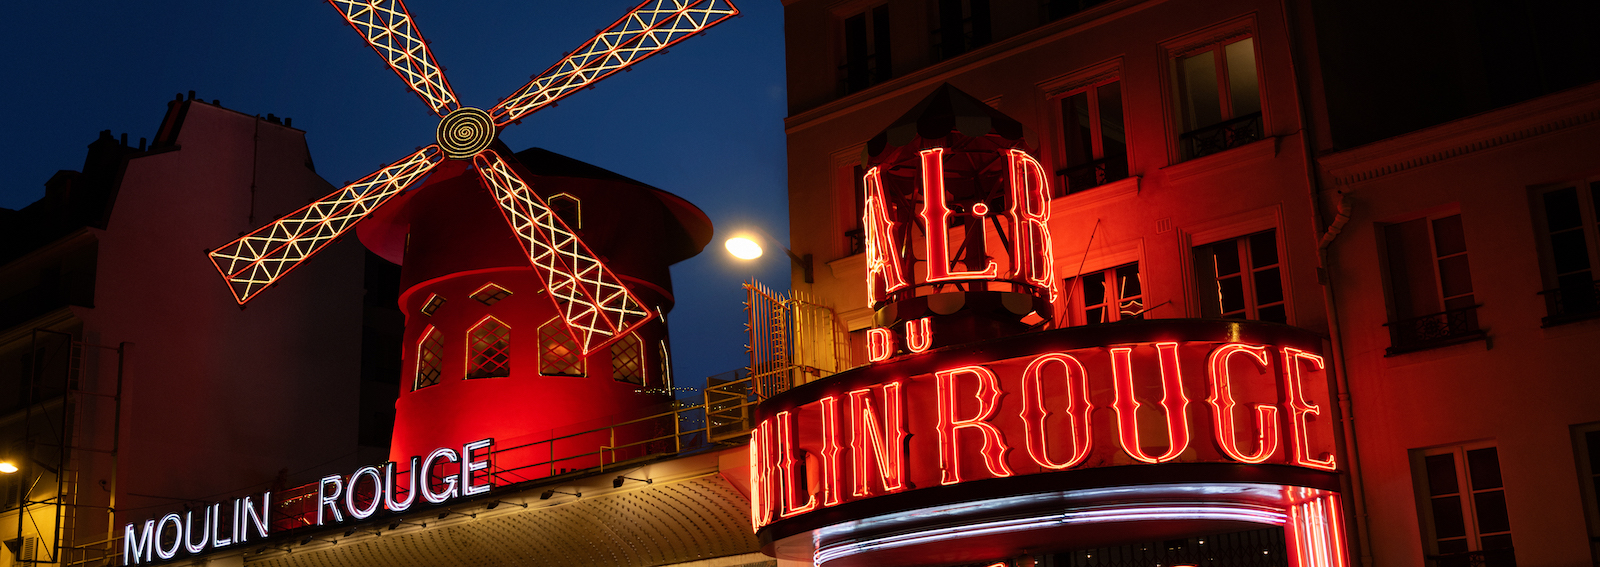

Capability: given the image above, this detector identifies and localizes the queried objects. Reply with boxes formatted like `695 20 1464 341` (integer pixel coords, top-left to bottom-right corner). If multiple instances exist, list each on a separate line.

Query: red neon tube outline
866 327 894 362
1206 343 1281 463
817 395 844 507
848 382 908 497
1006 149 1057 301
1110 343 1192 463
749 422 763 531
905 318 933 353
1281 347 1337 470
1019 353 1093 469
935 365 1014 484
864 166 910 304
921 148 999 282
775 411 818 517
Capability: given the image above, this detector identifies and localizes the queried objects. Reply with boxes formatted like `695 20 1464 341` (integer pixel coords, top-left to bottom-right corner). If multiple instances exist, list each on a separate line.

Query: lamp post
724 228 814 284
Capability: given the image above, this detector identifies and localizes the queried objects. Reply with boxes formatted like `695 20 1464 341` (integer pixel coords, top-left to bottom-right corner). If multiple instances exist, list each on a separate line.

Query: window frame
1049 74 1130 197
538 318 586 378
1573 422 1600 565
465 316 512 379
1410 442 1515 564
1162 19 1267 163
414 325 444 391
927 0 992 64
836 2 893 95
610 333 646 386
1191 229 1290 324
1378 211 1484 354
1061 262 1145 326
1529 179 1600 325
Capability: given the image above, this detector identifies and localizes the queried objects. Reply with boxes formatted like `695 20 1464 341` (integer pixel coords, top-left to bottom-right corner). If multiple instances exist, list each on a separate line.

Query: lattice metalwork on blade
489 0 739 126
329 0 460 116
209 146 444 304
474 151 652 354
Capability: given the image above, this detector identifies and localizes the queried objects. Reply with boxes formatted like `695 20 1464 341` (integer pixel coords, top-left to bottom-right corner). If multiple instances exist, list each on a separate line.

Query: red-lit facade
774 0 1600 566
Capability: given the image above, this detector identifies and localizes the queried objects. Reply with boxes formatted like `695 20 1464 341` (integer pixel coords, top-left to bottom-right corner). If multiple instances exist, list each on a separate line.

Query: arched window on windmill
415 326 444 390
611 333 645 386
549 193 581 229
467 316 512 379
539 319 584 377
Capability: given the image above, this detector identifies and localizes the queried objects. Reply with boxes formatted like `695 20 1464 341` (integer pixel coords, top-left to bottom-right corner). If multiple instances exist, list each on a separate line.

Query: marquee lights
206 0 738 357
1109 344 1191 464
123 493 271 565
921 149 1001 283
1019 354 1092 470
936 366 1015 484
863 166 910 304
1282 348 1337 471
749 329 1338 529
1207 344 1280 463
860 146 1057 308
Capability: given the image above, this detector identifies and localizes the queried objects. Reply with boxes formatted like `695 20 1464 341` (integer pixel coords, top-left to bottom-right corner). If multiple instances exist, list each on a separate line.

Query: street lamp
724 229 814 284
0 462 16 474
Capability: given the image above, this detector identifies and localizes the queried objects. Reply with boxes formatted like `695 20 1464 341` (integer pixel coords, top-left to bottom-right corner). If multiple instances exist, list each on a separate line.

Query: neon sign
749 323 1336 529
122 439 493 565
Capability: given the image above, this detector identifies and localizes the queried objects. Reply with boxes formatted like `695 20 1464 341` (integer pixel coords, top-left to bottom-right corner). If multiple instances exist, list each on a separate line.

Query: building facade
774 0 1600 566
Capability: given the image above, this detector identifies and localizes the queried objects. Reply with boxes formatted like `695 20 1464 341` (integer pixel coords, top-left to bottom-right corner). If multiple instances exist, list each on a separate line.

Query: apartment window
1414 444 1515 567
611 333 645 386
467 317 511 379
1574 423 1600 565
1533 182 1600 324
539 320 584 377
550 193 581 229
1172 35 1263 160
928 0 991 63
1056 79 1129 196
470 283 512 306
1383 214 1481 354
1063 263 1144 325
1044 0 1110 21
839 4 892 95
415 326 444 390
1193 230 1286 324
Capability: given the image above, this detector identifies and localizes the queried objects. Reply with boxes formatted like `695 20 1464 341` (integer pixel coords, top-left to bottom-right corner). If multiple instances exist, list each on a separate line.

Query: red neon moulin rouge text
750 340 1337 528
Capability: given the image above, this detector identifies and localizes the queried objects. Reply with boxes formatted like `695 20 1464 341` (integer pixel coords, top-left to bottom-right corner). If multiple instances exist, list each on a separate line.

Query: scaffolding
7 329 124 567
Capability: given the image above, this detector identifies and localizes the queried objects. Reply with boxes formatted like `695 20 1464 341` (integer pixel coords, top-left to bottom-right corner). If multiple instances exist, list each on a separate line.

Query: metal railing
1179 111 1263 160
1539 279 1600 326
1056 155 1129 197
1385 304 1484 355
1426 548 1516 567
744 280 856 401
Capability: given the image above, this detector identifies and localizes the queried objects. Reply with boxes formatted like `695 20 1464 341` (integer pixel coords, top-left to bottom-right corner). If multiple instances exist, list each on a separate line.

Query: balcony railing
1056 155 1129 197
845 227 866 256
1539 279 1600 326
1179 111 1263 160
1385 304 1484 355
1426 548 1516 567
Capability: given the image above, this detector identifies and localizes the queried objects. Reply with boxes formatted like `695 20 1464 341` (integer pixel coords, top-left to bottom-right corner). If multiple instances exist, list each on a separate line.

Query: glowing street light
725 236 763 260
724 231 813 283
0 462 17 474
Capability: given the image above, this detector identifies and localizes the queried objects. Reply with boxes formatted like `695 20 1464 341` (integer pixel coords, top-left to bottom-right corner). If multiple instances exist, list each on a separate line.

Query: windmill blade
489 0 739 126
209 146 444 304
327 0 461 116
474 149 653 355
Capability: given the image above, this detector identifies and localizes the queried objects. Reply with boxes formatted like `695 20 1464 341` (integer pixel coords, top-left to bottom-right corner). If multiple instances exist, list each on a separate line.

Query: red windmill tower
205 0 734 466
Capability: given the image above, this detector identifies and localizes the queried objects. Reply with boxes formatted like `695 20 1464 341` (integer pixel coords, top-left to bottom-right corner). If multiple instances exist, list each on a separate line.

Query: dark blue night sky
0 1 792 389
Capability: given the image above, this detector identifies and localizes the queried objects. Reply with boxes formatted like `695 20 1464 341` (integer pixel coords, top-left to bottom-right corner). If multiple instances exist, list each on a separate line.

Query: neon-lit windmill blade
205 0 738 355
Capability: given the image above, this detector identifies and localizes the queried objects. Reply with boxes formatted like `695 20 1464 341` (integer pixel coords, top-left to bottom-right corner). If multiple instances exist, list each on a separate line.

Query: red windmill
206 0 738 356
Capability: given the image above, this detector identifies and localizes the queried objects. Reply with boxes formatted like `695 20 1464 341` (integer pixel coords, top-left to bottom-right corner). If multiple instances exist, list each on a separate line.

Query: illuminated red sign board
749 322 1337 529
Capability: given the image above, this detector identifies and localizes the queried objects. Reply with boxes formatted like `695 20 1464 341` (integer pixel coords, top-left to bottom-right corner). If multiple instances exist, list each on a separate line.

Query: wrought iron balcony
1426 548 1516 567
1385 304 1484 355
1539 279 1600 326
1179 111 1263 160
1056 155 1129 197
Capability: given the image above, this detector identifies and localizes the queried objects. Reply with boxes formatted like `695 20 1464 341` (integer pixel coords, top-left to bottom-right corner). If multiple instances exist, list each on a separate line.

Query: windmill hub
438 107 496 160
